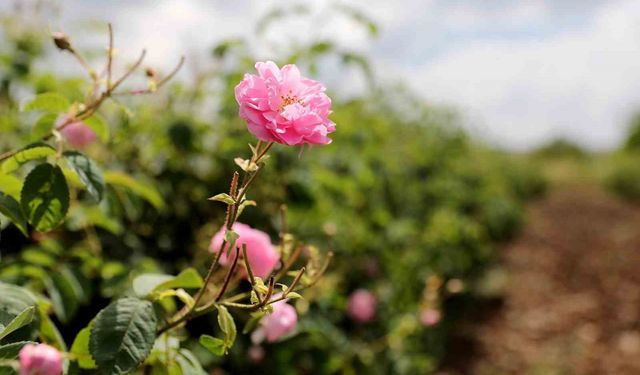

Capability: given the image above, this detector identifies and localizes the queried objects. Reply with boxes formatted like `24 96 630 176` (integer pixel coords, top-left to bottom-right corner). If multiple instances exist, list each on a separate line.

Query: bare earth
443 185 640 375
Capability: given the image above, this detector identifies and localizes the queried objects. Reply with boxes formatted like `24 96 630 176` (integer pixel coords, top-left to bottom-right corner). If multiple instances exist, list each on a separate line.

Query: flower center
279 94 300 112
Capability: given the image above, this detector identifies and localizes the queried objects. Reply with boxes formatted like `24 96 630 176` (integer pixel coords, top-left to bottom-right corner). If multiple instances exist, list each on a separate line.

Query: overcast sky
7 0 640 150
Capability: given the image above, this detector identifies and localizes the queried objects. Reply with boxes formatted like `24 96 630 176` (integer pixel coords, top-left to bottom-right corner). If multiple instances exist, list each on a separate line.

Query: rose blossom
347 289 377 323
57 117 97 148
235 61 335 146
251 296 298 343
19 343 63 375
209 222 280 278
420 308 441 327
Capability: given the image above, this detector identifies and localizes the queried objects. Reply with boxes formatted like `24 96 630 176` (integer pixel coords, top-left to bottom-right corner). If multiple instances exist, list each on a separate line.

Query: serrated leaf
90 298 157 375
20 163 69 232
207 193 236 205
198 335 225 356
0 192 28 236
216 305 236 352
70 321 96 369
63 151 105 202
31 113 58 141
22 93 70 113
83 114 109 142
0 307 35 341
104 171 164 210
1 143 56 174
0 173 23 200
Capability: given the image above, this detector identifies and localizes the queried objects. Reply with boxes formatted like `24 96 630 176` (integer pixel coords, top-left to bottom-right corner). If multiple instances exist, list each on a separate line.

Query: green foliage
21 92 69 113
90 298 157 374
1 143 56 174
0 192 28 235
534 138 587 159
20 163 69 231
63 151 105 202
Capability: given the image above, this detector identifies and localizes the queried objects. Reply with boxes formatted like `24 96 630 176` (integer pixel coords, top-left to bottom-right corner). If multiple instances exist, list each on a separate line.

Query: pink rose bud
262 300 298 342
19 343 63 375
248 345 265 363
347 289 377 323
235 61 336 146
210 223 280 278
420 308 441 327
57 117 97 148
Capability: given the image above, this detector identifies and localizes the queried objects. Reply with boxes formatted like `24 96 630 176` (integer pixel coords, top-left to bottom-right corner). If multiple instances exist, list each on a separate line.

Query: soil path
444 185 640 375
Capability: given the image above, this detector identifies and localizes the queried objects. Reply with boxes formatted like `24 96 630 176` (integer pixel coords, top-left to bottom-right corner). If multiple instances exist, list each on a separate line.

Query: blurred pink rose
210 222 280 278
263 299 298 342
57 117 96 148
347 289 377 323
19 343 63 375
248 345 265 363
420 308 441 327
235 61 335 146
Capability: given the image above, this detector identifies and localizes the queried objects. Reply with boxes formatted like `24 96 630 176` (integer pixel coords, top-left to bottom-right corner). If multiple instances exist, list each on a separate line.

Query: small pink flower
248 345 265 363
420 308 441 327
347 289 377 323
262 299 298 342
19 343 63 375
235 61 336 146
210 223 280 278
57 117 96 148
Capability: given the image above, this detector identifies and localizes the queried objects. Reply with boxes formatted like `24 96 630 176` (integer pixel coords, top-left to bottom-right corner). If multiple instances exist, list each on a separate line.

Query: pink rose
235 61 336 146
19 343 63 375
210 222 280 278
347 289 377 323
420 308 441 327
251 298 298 343
57 117 96 148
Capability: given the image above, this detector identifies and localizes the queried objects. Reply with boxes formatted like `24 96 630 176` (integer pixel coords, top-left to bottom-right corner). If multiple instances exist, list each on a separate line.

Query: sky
5 0 640 151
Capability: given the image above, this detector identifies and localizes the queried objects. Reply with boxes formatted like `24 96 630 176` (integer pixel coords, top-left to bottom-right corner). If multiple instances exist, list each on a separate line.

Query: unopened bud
145 67 157 78
52 32 72 51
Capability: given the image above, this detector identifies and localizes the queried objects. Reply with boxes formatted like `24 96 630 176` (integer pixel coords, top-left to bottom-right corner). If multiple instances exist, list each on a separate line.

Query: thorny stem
159 141 274 333
215 247 240 302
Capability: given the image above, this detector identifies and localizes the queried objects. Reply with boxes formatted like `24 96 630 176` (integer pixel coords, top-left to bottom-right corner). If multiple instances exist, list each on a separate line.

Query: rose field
2 2 640 375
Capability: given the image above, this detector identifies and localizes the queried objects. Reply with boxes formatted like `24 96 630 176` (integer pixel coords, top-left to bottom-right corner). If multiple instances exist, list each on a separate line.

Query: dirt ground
442 185 640 375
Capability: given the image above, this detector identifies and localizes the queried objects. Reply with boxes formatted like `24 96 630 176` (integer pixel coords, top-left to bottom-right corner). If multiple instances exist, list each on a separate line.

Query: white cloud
408 0 640 150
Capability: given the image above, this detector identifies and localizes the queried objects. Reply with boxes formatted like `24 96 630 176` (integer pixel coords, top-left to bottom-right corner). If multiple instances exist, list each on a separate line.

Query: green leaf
0 341 35 360
83 114 109 142
216 305 236 352
44 272 78 323
133 268 203 298
224 230 239 254
90 297 157 375
20 163 69 232
63 151 105 202
21 248 55 267
104 171 164 210
155 268 203 292
38 308 67 351
0 173 23 200
198 335 225 356
1 143 56 174
22 93 70 113
31 113 58 141
132 274 173 298
0 192 28 236
207 193 236 205
0 307 35 341
175 349 207 375
70 322 96 369
0 282 39 342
